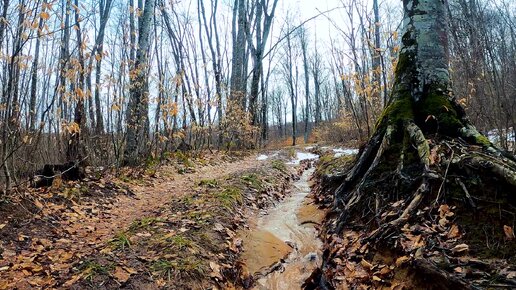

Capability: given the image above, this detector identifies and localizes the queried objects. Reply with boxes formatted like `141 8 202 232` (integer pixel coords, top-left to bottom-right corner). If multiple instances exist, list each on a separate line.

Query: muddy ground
0 149 324 289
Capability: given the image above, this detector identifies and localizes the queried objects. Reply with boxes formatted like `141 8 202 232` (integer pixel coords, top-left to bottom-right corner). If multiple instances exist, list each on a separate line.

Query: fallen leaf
213 223 224 232
360 259 373 270
34 199 44 209
429 145 441 165
438 204 454 218
112 266 131 283
376 266 391 276
503 225 514 240
447 224 461 239
209 261 223 280
395 256 410 267
451 243 469 253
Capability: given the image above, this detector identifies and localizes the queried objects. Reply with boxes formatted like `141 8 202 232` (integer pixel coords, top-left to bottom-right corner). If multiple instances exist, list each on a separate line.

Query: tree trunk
28 4 45 132
229 0 247 107
301 28 310 144
311 0 516 288
66 0 87 168
124 0 155 166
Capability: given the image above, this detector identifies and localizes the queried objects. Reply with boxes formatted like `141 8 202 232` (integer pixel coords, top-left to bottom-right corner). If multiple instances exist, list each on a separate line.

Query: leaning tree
312 0 516 288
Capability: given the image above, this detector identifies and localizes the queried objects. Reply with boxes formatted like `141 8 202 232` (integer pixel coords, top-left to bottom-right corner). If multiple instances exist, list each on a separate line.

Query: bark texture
124 0 156 166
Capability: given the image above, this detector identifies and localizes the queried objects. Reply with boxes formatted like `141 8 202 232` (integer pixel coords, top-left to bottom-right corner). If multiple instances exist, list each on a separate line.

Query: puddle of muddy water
241 164 324 290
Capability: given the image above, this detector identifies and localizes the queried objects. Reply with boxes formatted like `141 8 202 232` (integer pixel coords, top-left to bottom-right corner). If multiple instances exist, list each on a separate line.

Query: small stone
305 252 317 261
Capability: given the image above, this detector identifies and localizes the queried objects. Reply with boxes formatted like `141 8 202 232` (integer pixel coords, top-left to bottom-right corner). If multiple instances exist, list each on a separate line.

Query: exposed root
459 124 516 163
455 178 476 208
334 125 393 233
406 121 430 168
412 258 480 289
465 156 516 187
334 124 387 202
368 178 428 241
310 120 516 289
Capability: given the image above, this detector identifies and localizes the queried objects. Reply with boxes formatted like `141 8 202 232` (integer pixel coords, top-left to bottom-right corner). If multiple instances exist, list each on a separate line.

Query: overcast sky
273 0 402 47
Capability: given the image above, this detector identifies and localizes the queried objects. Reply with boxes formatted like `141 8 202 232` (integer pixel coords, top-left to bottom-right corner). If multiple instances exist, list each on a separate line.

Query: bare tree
124 0 156 165
299 26 310 143
247 0 279 126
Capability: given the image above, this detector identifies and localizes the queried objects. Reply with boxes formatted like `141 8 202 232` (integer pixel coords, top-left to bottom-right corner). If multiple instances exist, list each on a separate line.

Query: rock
305 252 317 262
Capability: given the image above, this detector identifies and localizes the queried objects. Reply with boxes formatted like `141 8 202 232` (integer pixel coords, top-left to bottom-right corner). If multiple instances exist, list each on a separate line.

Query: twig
456 178 476 208
435 145 454 203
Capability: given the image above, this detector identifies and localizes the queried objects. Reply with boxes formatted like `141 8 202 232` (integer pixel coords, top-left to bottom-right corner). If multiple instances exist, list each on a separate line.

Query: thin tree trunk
124 0 156 165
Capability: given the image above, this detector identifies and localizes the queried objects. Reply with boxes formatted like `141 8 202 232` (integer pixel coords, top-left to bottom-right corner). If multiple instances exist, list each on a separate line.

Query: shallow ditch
241 152 325 289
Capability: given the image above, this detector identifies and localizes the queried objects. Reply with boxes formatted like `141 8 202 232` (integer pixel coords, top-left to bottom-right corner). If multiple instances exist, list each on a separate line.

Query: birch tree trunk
300 27 310 143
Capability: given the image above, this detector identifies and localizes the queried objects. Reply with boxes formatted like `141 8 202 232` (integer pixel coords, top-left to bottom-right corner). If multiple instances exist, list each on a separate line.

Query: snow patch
287 152 319 165
487 128 515 144
333 148 359 157
256 154 269 161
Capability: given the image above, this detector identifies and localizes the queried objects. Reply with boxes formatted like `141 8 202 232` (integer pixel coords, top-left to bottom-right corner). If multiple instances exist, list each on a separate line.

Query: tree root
334 125 393 233
413 258 480 290
368 178 428 241
406 121 430 169
456 178 476 208
312 112 516 289
334 124 387 204
464 155 516 187
459 124 516 163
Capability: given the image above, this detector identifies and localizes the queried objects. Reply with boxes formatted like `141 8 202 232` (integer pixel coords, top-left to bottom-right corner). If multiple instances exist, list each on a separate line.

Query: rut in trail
241 152 327 290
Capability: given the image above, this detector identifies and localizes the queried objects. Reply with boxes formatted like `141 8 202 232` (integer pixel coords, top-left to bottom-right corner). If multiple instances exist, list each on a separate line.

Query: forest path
86 155 261 245
0 154 263 289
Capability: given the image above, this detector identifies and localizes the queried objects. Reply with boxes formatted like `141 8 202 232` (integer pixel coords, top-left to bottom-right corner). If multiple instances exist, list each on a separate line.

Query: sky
271 0 402 50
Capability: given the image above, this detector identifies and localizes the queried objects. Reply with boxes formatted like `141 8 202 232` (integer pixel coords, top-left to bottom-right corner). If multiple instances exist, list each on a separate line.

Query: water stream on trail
241 155 325 290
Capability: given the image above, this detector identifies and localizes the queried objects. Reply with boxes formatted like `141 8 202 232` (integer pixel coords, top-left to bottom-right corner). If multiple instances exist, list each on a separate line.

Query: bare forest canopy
0 0 514 189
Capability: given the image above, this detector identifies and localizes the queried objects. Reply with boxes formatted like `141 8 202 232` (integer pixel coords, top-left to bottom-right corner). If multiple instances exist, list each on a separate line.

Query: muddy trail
0 152 288 289
242 166 323 289
0 148 349 289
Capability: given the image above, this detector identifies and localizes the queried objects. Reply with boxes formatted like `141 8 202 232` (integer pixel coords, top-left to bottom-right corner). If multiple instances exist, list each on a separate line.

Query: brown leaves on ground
310 150 516 289
61 156 294 289
318 199 516 289
0 152 274 289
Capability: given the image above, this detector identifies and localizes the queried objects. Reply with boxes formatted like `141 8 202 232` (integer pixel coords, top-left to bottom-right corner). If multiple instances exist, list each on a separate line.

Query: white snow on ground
333 148 359 157
287 152 319 165
256 154 269 161
256 151 280 161
488 128 515 143
487 128 515 151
